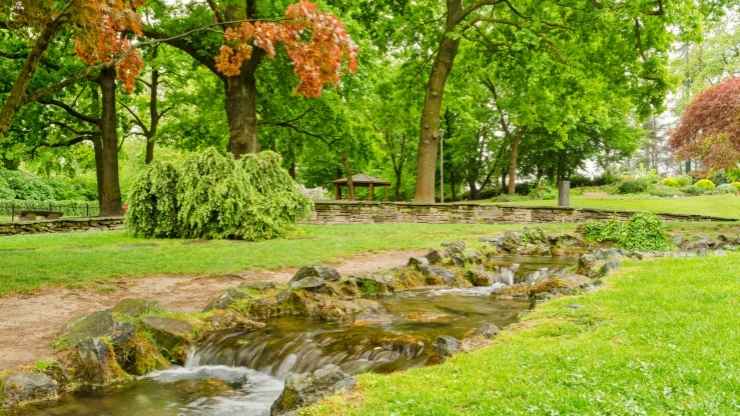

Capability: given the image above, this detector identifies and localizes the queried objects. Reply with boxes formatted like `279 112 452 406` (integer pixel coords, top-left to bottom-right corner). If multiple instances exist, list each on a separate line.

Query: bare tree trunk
0 16 65 138
341 153 355 200
393 168 403 201
98 67 123 216
225 69 260 157
507 133 521 194
144 67 161 164
414 1 462 203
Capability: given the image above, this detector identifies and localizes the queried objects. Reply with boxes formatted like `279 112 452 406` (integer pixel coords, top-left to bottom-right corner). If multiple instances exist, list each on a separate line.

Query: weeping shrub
126 161 180 238
127 149 311 241
582 213 670 251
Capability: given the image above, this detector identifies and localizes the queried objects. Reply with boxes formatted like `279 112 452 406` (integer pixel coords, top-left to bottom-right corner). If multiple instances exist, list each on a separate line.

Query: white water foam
144 365 284 416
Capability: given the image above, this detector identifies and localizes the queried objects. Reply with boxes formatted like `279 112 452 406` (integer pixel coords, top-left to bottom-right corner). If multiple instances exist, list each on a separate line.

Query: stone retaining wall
307 202 735 225
0 217 123 236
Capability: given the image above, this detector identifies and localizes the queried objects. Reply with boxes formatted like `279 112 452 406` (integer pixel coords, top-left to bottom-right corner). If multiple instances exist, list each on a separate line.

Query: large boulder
465 268 495 287
111 298 160 317
434 336 460 357
474 323 500 339
289 266 341 290
70 338 131 386
62 310 116 346
204 287 252 311
2 372 58 407
441 240 466 257
141 316 194 362
271 364 356 415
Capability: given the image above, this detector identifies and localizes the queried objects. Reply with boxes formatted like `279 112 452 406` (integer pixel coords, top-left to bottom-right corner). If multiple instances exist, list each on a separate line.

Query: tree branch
119 101 149 135
38 99 100 125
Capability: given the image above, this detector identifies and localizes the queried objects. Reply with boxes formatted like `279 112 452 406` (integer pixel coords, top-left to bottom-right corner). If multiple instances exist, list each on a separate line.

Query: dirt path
0 250 423 370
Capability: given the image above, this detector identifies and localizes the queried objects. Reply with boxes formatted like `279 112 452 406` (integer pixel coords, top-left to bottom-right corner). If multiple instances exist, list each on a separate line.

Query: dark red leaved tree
670 77 740 171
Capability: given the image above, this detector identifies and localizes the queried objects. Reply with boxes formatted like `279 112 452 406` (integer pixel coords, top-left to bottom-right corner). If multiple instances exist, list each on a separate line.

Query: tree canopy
0 0 736 209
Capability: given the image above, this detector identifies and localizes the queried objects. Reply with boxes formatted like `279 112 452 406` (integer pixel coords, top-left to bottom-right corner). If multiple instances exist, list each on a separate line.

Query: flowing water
23 256 574 416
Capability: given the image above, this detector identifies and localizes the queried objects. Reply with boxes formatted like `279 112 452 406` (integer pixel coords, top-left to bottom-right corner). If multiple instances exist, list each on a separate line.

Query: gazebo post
335 183 342 200
368 183 375 201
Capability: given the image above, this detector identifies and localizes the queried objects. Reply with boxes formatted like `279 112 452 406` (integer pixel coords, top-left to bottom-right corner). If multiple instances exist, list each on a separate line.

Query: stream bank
3 229 738 415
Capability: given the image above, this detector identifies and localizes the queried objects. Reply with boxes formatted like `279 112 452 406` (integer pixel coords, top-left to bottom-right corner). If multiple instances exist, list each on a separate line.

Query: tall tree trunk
92 137 104 207
341 153 355 200
145 139 155 164
225 70 259 157
98 67 123 216
414 1 462 202
0 16 65 138
144 67 161 164
468 180 480 200
507 133 521 194
393 168 403 201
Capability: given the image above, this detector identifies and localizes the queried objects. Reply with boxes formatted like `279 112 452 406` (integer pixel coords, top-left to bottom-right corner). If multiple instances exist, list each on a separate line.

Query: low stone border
0 217 123 236
306 201 737 225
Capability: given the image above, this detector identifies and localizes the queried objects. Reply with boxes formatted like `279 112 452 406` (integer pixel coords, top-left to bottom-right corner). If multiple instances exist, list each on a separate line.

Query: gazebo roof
333 173 391 186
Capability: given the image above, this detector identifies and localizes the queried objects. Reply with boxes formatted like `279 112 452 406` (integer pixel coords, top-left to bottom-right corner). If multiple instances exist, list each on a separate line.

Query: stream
23 256 574 416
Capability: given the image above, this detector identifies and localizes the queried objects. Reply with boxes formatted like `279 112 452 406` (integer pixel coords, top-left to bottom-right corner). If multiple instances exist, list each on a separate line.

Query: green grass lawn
496 194 740 219
309 252 740 416
0 223 579 296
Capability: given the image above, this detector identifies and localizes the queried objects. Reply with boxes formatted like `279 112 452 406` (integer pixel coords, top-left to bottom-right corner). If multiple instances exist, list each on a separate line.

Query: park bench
18 210 64 221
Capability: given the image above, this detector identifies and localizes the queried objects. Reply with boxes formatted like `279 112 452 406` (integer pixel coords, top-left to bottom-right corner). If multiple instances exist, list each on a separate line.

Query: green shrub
583 213 670 251
127 149 311 241
661 175 692 188
681 185 705 195
694 179 716 192
732 182 740 192
0 169 54 200
126 162 180 238
0 169 96 201
647 184 683 197
617 178 649 194
0 175 13 199
716 184 737 194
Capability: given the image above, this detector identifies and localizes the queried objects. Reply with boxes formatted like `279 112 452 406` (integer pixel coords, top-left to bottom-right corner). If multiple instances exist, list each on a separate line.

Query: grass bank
309 252 740 415
496 194 740 219
0 223 577 296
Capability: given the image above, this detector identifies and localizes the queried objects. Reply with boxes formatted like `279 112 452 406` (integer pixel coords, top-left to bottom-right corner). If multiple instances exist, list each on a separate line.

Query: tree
406 0 725 202
144 0 357 158
670 77 740 172
0 0 144 138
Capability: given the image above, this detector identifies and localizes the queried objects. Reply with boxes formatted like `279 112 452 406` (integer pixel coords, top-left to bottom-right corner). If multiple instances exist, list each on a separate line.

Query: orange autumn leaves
215 1 358 97
72 0 145 92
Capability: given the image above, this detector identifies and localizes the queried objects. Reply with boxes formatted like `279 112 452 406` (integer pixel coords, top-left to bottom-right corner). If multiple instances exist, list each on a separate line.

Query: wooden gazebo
333 174 391 200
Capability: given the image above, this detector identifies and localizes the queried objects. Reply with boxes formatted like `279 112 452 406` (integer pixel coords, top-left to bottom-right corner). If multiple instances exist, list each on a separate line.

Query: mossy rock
114 330 170 376
141 316 195 362
68 337 131 386
111 299 161 318
1 372 59 408
60 310 116 348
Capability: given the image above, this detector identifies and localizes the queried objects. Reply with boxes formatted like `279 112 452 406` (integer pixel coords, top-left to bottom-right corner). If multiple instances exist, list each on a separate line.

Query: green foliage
126 149 311 241
527 181 557 200
661 175 692 188
681 185 705 195
0 169 96 201
126 162 180 238
694 179 716 191
583 213 670 251
716 183 738 194
617 178 650 194
0 199 98 218
647 184 683 197
733 182 740 191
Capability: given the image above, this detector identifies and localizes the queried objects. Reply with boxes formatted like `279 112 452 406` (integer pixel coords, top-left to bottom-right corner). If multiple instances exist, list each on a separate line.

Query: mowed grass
497 194 740 219
309 253 740 416
0 223 576 296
